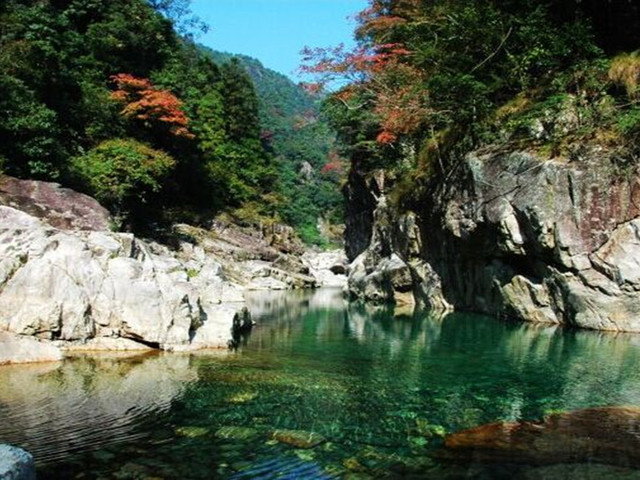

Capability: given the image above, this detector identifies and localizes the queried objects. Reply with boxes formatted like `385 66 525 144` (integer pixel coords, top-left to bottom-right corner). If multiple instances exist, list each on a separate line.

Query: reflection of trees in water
0 353 199 464
431 315 640 428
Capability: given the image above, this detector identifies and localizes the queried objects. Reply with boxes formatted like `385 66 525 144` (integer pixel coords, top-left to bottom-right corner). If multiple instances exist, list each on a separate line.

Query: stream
2 289 640 478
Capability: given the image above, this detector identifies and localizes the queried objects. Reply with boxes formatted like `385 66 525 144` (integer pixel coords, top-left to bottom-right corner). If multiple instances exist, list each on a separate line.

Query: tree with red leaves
299 2 426 146
110 73 194 139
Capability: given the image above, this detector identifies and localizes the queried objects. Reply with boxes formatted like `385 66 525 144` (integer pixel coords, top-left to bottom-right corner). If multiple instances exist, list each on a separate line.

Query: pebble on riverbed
271 429 326 448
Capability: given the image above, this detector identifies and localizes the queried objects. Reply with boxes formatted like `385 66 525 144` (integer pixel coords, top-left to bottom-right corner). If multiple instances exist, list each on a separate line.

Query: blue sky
190 0 368 80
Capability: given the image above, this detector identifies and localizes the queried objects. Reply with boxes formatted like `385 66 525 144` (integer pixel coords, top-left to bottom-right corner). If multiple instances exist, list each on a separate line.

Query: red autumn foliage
300 0 432 146
321 149 346 175
376 131 398 144
110 73 194 139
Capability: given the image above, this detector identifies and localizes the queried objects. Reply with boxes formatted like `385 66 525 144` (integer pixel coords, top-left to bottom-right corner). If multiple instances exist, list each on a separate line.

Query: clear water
2 289 640 479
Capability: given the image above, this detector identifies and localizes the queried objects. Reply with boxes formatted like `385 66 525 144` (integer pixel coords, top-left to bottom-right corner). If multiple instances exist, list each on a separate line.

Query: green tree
70 138 175 218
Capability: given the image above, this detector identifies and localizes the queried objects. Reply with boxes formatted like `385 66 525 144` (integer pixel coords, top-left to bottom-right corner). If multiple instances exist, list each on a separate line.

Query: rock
345 148 640 332
301 249 348 288
175 426 209 438
215 426 259 441
0 175 111 231
0 206 246 356
0 445 35 480
0 332 63 365
272 430 325 449
299 161 314 182
443 406 640 467
173 221 317 290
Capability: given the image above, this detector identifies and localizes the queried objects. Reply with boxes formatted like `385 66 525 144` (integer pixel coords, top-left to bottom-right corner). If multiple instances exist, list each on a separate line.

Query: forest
0 0 343 244
303 0 640 191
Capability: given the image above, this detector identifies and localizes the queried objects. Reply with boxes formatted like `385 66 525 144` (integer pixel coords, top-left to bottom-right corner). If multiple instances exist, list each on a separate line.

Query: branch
470 26 513 74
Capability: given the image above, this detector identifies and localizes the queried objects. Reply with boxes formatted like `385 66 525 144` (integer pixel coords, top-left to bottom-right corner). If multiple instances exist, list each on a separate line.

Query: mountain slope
202 48 345 246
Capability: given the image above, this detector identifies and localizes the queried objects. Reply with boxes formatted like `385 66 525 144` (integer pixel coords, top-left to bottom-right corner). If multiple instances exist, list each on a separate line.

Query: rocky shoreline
0 176 347 365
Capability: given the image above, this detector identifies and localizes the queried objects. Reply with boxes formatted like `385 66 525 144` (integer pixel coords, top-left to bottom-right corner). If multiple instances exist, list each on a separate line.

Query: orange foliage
300 0 431 146
110 74 194 139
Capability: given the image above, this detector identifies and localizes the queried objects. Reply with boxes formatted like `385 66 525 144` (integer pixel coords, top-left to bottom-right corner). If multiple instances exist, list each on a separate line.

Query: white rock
0 445 35 480
0 206 247 359
0 332 63 365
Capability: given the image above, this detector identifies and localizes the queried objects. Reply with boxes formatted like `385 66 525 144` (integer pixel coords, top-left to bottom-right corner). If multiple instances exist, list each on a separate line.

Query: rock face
0 445 35 480
346 148 640 331
443 406 640 468
0 206 248 354
0 175 111 231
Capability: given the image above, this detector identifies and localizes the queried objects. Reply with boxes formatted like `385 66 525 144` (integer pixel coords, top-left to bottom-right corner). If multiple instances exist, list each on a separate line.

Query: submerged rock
215 426 259 441
0 445 35 480
272 430 326 449
443 406 640 467
175 426 209 438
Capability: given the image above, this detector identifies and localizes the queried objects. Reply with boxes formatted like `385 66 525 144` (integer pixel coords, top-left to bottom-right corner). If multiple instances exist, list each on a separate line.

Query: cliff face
346 147 640 332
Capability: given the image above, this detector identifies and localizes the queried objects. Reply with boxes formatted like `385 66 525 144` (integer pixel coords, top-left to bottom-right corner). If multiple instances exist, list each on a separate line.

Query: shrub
609 51 640 99
70 138 175 215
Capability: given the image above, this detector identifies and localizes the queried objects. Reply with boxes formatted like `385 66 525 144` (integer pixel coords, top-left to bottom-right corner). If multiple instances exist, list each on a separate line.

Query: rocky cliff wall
346 148 640 332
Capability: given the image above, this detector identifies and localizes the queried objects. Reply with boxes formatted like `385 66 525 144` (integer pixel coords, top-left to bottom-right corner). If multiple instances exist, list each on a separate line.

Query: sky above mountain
190 0 367 80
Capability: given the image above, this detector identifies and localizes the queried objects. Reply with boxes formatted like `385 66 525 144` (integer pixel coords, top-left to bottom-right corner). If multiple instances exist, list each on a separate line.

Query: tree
70 138 176 218
221 59 261 142
110 73 194 139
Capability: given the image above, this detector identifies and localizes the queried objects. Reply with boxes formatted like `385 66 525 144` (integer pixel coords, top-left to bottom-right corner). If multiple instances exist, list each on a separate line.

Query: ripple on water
0 353 197 464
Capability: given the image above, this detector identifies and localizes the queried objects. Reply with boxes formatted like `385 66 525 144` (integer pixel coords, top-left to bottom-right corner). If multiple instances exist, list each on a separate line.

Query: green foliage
70 138 175 215
207 49 345 243
0 74 62 179
0 0 297 235
310 0 639 178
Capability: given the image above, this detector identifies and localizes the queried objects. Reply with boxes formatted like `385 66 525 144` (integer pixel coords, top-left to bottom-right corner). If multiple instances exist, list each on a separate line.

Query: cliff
346 147 640 332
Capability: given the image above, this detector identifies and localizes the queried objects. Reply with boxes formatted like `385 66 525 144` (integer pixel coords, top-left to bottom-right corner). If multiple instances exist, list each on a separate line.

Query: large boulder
443 406 640 468
0 175 111 231
0 206 247 357
0 445 35 480
0 332 62 365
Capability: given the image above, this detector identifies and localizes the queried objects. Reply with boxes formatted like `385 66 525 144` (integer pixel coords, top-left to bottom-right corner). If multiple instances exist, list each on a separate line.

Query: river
2 289 640 478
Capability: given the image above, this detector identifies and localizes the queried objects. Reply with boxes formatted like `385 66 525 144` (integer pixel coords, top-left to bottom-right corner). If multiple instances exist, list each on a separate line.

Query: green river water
2 288 640 479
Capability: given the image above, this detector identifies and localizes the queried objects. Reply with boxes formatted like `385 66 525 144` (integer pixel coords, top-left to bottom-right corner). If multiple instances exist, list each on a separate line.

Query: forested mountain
205 49 344 245
0 0 343 245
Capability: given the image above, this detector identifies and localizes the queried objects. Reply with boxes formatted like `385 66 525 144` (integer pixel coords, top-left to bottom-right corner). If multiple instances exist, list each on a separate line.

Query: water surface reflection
1 289 640 478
